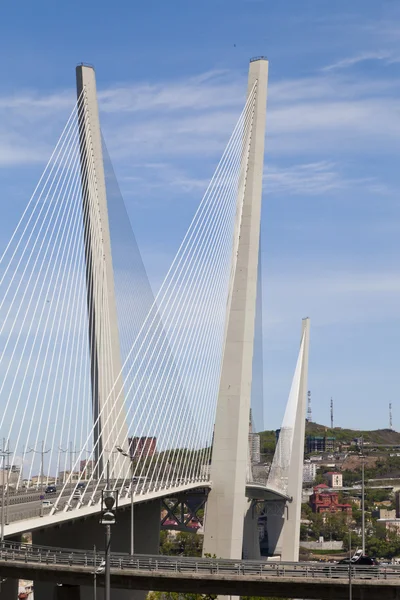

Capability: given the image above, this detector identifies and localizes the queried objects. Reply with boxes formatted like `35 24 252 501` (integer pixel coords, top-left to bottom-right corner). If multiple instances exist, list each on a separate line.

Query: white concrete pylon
203 58 268 560
76 65 128 478
281 317 310 561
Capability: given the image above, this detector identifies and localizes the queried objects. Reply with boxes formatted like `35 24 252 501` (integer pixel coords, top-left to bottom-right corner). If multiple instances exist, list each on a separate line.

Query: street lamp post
116 445 135 555
100 463 118 600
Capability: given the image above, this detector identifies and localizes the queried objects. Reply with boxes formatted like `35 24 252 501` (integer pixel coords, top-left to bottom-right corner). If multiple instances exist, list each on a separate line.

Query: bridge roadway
0 542 400 599
3 480 283 536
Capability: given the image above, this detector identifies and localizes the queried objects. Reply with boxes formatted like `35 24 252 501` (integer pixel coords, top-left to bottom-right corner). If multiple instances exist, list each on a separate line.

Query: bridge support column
203 58 268 560
0 535 21 600
242 500 260 560
263 500 285 557
32 499 160 600
76 64 128 478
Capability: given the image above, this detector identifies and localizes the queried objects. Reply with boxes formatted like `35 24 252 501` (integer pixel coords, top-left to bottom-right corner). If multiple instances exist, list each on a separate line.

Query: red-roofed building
310 484 352 515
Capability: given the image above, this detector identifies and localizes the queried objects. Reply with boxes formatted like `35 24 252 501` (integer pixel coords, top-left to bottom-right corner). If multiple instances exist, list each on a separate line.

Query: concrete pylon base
242 500 260 560
263 500 285 557
32 500 160 600
1 534 21 600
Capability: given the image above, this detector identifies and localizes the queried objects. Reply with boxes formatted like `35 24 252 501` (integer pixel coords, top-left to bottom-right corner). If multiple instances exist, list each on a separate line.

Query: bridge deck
0 543 399 599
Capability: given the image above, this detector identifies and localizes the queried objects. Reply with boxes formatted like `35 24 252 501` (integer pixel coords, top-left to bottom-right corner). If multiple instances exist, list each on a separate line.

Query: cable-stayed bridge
0 58 310 598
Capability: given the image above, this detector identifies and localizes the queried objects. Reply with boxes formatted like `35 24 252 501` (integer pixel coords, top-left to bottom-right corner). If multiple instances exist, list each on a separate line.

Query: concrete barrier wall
300 541 343 550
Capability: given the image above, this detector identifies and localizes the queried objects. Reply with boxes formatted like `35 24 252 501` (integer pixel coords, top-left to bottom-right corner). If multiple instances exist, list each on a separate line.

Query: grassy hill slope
259 423 400 457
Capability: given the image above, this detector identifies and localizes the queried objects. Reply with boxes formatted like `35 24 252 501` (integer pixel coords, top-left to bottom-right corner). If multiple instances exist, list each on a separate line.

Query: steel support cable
79 119 248 504
0 103 86 375
91 97 256 502
131 100 255 490
9 152 86 475
80 108 252 496
164 101 255 486
41 126 99 482
0 92 85 274
188 94 256 484
99 103 253 493
267 335 305 494
0 96 86 308
41 146 97 479
0 127 84 435
98 86 255 466
145 121 253 491
21 152 89 485
51 87 257 509
19 103 98 486
117 126 252 495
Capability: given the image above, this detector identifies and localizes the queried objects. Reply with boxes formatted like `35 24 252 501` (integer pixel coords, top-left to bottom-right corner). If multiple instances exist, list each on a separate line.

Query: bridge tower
203 58 268 559
76 65 128 477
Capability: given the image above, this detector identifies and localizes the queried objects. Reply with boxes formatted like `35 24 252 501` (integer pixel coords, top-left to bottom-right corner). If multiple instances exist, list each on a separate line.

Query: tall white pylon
281 317 310 561
203 58 268 560
76 65 128 476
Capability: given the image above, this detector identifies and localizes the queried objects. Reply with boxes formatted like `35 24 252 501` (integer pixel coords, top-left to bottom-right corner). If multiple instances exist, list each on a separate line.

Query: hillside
258 422 400 457
305 422 400 445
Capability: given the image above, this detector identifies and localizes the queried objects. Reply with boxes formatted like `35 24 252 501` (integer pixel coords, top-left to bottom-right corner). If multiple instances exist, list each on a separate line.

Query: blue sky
1 0 400 432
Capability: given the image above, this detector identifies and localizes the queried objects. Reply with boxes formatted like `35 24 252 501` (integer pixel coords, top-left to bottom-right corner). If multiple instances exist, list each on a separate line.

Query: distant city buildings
128 436 157 460
249 433 261 464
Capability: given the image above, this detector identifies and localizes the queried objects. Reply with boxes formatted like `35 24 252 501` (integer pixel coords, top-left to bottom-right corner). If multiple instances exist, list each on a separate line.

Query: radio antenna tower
330 397 334 429
307 390 312 422
389 403 393 430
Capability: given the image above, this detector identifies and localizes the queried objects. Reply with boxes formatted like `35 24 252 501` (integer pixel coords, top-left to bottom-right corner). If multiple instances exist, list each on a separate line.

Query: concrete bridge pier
31 499 161 600
242 500 260 560
263 500 286 557
0 534 21 600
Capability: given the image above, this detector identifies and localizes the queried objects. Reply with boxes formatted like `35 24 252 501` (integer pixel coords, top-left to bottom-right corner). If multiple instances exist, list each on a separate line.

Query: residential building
324 472 343 488
303 461 317 483
128 437 157 460
249 433 261 464
377 519 400 536
306 436 336 453
80 460 94 479
310 484 352 515
379 508 396 520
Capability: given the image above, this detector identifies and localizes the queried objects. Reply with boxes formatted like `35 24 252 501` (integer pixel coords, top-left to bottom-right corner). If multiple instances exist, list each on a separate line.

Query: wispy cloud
265 161 381 196
322 51 400 72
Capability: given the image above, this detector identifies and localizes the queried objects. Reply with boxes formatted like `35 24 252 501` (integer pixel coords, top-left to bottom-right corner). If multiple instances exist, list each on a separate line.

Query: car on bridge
323 554 379 578
45 486 56 494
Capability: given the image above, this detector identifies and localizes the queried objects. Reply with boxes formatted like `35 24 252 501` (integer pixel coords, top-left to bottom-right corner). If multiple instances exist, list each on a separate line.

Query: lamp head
104 495 115 511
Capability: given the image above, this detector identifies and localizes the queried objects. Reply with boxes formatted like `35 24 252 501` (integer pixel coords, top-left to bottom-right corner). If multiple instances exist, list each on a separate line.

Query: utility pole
0 441 11 543
361 436 365 555
70 441 73 497
30 442 50 517
349 529 352 600
5 440 10 526
307 391 312 423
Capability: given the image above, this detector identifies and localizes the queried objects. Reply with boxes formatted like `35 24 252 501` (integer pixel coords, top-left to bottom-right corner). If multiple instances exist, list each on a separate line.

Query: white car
42 500 53 507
